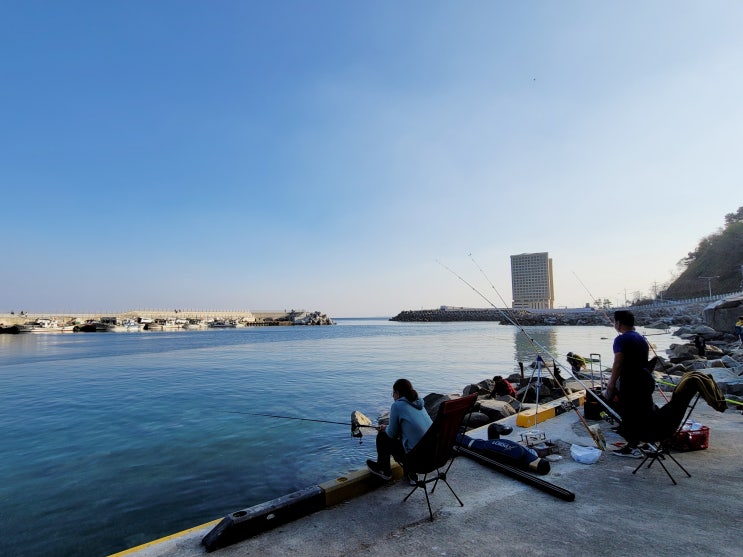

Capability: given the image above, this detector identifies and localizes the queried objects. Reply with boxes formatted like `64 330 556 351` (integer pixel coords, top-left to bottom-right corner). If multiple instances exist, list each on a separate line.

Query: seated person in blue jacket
367 378 432 481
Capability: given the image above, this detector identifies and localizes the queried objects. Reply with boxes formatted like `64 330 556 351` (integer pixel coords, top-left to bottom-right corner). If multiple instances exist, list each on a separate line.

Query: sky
2 1 742 317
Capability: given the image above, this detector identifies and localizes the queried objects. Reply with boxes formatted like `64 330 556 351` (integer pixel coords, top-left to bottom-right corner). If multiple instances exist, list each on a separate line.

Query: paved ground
120 394 742 557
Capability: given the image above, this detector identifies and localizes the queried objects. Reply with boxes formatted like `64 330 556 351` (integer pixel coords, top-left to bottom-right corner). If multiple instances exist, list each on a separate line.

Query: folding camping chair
402 393 478 521
632 394 700 485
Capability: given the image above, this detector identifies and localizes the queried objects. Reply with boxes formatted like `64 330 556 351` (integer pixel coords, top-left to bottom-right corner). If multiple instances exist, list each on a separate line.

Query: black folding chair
402 393 478 521
632 394 700 485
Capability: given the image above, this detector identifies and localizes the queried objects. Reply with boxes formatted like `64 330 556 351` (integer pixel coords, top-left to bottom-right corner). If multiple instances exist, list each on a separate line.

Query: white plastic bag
570 444 602 465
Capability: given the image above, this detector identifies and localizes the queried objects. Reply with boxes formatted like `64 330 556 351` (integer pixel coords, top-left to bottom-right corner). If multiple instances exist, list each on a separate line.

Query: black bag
584 388 604 420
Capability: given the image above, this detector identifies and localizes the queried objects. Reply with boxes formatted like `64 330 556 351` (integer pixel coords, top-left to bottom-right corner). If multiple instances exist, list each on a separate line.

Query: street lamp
699 276 719 298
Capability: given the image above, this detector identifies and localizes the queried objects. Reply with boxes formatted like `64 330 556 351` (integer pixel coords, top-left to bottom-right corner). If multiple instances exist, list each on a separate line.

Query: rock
463 380 492 396
477 399 516 421
667 343 698 363
666 363 688 376
492 395 525 412
423 393 458 421
720 355 741 369
686 359 712 371
506 372 523 385
702 294 743 333
716 376 743 396
515 383 556 403
462 411 492 429
703 345 724 358
674 324 717 338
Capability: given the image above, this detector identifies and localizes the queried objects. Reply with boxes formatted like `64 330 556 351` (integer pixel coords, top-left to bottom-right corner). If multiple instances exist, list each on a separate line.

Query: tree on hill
661 206 743 300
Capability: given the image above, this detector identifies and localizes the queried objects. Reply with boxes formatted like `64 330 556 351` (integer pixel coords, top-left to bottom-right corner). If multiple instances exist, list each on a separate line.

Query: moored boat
27 319 69 333
144 318 183 331
112 319 144 332
208 320 237 328
75 320 114 332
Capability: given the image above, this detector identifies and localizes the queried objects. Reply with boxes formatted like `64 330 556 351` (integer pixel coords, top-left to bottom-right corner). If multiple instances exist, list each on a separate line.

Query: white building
510 252 554 309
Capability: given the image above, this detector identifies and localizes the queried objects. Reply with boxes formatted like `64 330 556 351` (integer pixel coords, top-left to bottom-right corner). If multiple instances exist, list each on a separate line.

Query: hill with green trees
661 206 743 300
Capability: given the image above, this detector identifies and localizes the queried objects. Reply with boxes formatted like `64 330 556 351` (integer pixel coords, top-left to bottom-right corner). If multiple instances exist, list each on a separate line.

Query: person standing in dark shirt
606 310 653 455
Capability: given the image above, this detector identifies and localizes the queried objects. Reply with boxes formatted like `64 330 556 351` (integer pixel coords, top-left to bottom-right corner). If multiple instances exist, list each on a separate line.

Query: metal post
699 276 719 298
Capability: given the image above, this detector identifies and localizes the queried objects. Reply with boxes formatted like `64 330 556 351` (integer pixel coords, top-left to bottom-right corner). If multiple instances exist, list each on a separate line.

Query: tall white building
510 252 554 309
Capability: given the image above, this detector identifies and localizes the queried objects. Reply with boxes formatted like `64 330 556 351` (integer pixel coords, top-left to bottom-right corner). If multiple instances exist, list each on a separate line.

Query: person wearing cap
566 352 587 373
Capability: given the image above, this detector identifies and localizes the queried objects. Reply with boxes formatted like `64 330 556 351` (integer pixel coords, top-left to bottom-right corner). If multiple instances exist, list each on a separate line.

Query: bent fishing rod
438 257 621 445
572 269 669 398
466 255 623 423
466 255 620 438
571 270 615 327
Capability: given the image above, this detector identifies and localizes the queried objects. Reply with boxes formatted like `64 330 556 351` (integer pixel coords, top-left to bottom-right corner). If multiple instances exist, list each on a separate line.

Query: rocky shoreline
380 323 743 435
659 325 743 407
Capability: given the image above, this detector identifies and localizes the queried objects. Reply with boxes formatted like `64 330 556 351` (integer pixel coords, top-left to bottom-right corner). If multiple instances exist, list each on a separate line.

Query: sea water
0 319 676 556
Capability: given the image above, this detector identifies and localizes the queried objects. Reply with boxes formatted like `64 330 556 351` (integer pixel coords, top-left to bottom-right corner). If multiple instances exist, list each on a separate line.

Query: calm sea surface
0 319 675 556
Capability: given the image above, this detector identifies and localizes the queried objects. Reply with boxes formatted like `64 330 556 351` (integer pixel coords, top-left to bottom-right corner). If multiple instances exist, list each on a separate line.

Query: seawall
0 309 312 326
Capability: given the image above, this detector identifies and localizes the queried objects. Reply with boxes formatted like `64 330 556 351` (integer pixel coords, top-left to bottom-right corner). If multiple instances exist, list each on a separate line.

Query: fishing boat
208 320 237 328
112 319 144 332
27 319 66 333
145 318 183 331
75 320 114 332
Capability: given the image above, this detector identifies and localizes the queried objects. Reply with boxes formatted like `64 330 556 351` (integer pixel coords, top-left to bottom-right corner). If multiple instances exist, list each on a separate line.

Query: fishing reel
351 410 374 442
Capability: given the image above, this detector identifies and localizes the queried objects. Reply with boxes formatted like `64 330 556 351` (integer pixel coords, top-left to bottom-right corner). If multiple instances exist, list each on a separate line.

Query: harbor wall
0 310 295 326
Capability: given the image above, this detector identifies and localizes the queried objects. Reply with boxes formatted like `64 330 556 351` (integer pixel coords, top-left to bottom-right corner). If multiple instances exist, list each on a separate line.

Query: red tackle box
670 424 709 451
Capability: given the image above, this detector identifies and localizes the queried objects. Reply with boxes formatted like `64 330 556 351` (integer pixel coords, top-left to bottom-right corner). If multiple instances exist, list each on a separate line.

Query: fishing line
466 255 618 442
572 269 668 397
227 411 378 439
228 411 352 426
571 270 615 326
437 257 620 446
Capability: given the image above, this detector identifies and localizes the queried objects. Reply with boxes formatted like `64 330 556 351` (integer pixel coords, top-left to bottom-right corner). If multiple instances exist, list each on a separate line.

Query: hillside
662 207 743 299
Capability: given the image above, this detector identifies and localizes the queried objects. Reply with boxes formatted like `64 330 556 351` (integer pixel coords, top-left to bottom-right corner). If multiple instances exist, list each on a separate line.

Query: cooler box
670 424 709 451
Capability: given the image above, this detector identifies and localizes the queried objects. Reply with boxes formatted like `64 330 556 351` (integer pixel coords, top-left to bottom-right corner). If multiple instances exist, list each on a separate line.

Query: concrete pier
112 392 742 557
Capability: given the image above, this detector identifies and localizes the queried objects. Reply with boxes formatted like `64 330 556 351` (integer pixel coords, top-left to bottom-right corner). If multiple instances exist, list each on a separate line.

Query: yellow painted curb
107 518 221 556
319 464 403 507
515 391 586 428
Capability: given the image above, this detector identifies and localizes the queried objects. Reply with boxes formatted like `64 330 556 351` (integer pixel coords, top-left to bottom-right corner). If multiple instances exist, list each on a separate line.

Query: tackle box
670 423 709 451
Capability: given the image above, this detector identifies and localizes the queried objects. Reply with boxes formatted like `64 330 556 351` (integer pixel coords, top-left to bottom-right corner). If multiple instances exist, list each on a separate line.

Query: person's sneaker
611 445 643 458
366 459 392 481
639 443 662 455
403 472 418 486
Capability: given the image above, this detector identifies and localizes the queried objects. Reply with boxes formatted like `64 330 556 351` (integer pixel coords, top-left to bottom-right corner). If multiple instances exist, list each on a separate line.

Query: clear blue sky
2 2 741 317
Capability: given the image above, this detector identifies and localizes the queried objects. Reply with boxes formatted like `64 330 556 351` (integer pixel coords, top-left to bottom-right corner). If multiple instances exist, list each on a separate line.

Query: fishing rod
437 257 618 447
465 255 618 443
572 270 615 326
572 270 668 398
454 446 575 501
228 411 378 438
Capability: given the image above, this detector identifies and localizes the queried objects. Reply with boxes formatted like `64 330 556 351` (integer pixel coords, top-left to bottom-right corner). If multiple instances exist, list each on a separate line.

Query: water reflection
512 326 558 364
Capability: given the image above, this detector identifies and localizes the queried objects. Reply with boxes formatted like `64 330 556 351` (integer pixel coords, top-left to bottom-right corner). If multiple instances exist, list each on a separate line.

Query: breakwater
390 302 710 327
